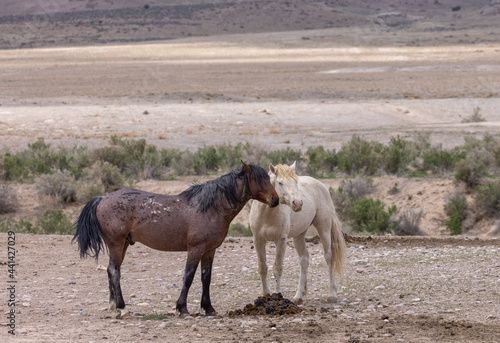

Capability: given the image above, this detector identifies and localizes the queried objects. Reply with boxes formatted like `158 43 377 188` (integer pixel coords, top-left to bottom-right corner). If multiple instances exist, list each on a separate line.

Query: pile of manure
227 293 302 316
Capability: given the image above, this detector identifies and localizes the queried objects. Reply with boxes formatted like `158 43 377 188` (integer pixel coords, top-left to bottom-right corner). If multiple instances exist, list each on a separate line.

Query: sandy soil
1 233 499 342
1 27 500 342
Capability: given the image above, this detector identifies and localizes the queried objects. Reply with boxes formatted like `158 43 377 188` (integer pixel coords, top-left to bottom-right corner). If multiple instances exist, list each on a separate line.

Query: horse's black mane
181 164 269 212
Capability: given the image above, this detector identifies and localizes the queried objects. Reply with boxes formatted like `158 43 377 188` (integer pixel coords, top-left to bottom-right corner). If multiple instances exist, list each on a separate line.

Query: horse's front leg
292 234 309 304
273 236 287 294
200 248 217 316
176 250 202 316
254 237 271 295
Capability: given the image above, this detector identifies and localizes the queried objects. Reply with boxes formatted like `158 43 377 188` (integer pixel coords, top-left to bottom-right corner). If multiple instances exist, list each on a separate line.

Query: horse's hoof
206 310 218 317
178 312 191 318
115 309 131 319
327 296 338 304
293 297 303 305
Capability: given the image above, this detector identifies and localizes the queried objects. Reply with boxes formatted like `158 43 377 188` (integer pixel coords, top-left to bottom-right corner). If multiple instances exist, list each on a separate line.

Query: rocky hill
1 0 500 49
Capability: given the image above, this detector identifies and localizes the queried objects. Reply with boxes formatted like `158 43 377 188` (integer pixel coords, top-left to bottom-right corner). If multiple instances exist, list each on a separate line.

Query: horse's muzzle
269 196 279 208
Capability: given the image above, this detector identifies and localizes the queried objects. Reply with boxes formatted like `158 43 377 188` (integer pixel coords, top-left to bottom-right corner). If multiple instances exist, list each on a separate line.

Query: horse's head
242 161 279 208
269 162 303 212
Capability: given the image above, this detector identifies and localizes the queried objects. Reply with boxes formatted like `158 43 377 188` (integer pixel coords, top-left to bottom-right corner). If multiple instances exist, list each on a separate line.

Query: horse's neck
222 178 252 219
253 196 284 216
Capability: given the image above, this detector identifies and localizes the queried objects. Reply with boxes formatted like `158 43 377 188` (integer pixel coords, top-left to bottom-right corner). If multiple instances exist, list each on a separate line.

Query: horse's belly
133 224 188 252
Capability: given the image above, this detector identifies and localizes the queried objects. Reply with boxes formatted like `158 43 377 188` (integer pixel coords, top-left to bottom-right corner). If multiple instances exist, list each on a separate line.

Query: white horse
249 162 346 304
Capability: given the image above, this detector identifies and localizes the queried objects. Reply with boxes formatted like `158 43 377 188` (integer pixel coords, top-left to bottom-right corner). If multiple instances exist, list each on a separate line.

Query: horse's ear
269 163 276 175
241 160 251 174
290 161 297 172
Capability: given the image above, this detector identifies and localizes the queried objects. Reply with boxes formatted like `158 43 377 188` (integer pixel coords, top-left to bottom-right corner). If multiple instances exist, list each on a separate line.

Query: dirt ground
2 20 500 342
1 233 499 342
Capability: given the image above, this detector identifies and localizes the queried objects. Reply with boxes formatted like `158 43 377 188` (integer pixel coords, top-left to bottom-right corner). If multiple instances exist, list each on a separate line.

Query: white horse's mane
272 164 298 182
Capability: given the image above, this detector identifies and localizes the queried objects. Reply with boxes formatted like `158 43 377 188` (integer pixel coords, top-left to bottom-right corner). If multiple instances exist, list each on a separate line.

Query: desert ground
1 233 499 342
2 1 500 341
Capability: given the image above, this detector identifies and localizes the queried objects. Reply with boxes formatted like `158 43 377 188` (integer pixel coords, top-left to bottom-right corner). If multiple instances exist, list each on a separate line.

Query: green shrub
383 136 417 174
444 193 468 221
305 146 337 177
126 145 166 179
422 147 463 173
193 146 220 175
216 143 252 171
0 183 18 214
1 140 90 181
1 153 30 181
454 157 486 188
336 136 383 175
348 198 398 234
170 151 195 176
25 140 55 174
36 209 74 235
82 161 124 193
91 145 127 170
444 213 462 235
0 218 13 232
228 222 252 237
331 176 373 222
259 147 302 169
35 171 77 203
99 136 167 179
443 193 468 235
54 146 90 178
16 219 38 234
77 182 105 203
475 181 500 216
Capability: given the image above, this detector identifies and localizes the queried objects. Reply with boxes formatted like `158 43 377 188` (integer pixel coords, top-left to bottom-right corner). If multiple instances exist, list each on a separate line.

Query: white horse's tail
331 210 346 276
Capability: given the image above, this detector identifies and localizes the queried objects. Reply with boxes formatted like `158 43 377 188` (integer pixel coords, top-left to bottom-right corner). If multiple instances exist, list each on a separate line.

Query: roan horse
249 162 346 304
73 162 279 317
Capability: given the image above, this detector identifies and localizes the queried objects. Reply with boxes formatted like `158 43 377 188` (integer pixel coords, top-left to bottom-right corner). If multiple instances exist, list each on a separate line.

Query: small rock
158 321 172 328
351 260 368 265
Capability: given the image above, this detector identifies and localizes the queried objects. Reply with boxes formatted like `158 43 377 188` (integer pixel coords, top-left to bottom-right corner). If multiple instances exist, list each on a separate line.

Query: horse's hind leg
292 233 309 304
315 221 338 303
200 248 217 316
107 241 129 313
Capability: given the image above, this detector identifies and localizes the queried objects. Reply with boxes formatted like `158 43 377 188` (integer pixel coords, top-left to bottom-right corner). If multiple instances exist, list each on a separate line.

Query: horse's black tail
72 197 106 260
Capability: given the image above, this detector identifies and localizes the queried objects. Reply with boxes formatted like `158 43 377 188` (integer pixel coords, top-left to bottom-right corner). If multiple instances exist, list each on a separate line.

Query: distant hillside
1 0 499 49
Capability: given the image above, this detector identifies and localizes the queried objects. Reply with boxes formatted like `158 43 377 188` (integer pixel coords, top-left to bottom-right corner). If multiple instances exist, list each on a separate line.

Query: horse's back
297 176 334 209
96 188 193 251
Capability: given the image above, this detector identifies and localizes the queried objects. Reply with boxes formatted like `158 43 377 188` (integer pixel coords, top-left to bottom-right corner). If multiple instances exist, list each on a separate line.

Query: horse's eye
278 181 283 186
